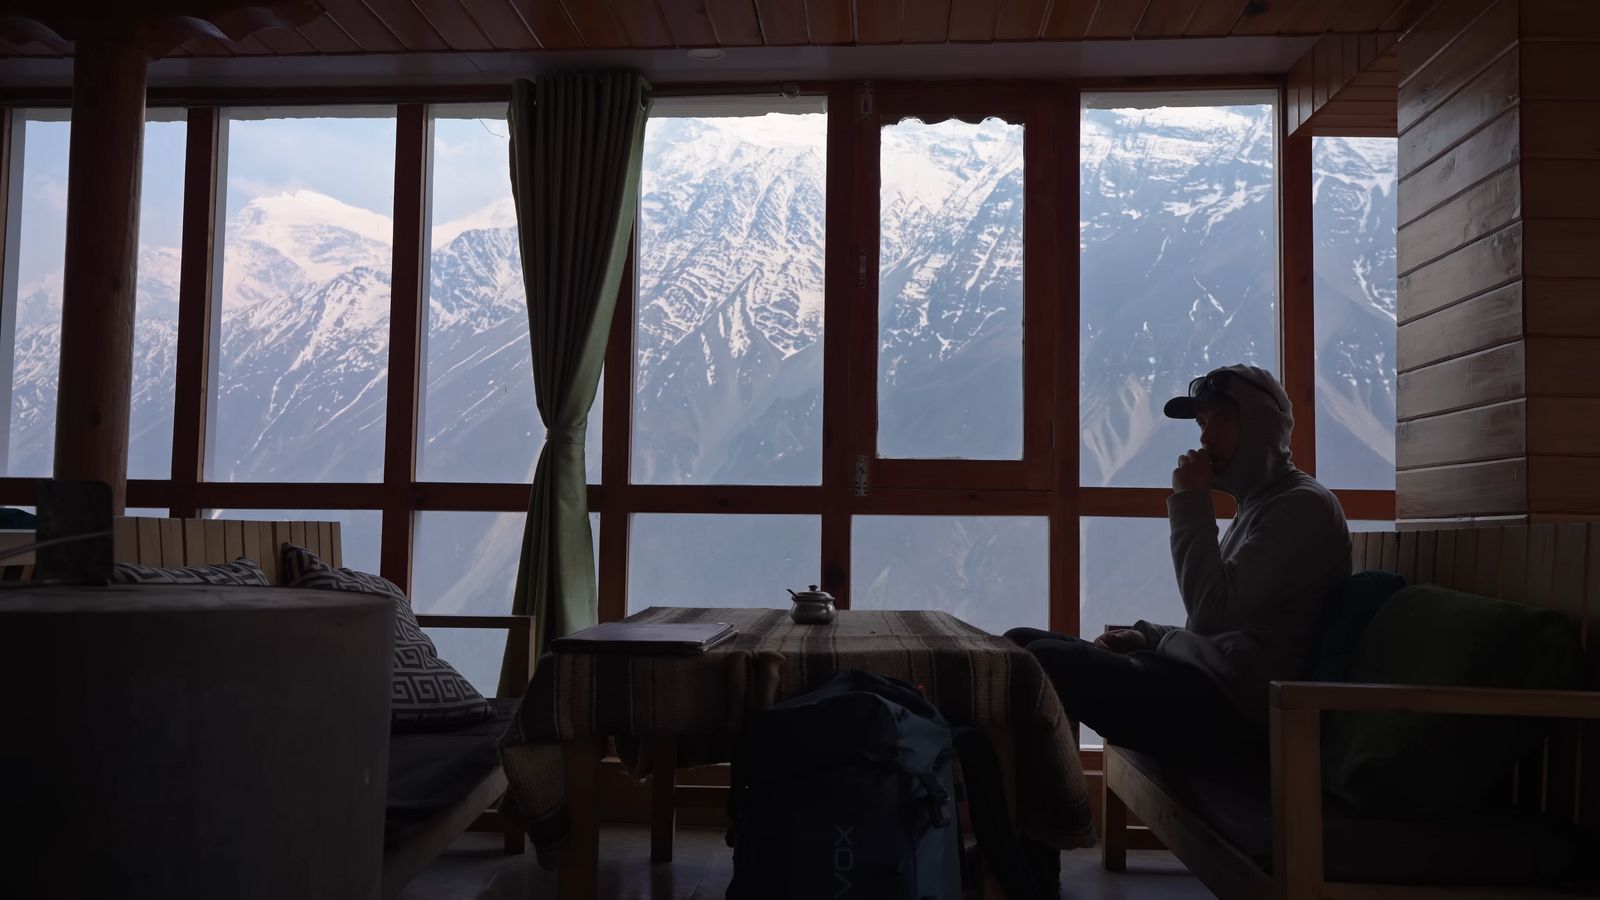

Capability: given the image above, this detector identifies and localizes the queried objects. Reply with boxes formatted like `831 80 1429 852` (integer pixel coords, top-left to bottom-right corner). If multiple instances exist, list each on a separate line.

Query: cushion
385 698 515 844
1311 571 1406 682
109 557 270 586
1118 748 1581 885
281 543 497 733
1322 584 1583 818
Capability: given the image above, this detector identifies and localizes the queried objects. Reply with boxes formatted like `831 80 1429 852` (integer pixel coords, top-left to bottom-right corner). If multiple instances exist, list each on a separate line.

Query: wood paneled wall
1286 31 1400 137
1395 0 1600 526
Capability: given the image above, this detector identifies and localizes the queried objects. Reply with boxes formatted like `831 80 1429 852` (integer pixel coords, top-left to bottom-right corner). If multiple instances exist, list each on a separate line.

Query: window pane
207 508 381 575
129 119 185 479
4 114 69 476
628 514 818 614
632 106 827 485
852 515 1047 635
420 109 600 483
879 117 1024 460
1080 93 1279 487
1350 520 1393 532
421 626 505 700
209 110 396 482
1313 137 1397 491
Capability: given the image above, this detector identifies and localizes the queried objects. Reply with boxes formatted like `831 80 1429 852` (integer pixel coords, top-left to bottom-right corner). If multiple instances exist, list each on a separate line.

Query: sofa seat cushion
1118 748 1581 886
385 698 516 844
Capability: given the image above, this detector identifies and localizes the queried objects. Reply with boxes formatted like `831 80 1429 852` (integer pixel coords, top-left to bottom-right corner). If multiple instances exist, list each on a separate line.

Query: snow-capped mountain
3 108 1397 682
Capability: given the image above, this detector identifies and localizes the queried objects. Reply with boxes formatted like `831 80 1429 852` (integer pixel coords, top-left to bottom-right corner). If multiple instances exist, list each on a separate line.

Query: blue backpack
726 670 964 900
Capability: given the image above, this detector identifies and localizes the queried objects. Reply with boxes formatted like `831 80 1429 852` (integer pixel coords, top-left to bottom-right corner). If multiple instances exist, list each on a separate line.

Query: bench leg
1101 778 1128 872
650 733 677 864
559 738 600 900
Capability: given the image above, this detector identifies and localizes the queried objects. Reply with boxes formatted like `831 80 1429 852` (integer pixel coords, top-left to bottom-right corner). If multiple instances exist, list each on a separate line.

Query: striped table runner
500 607 1095 866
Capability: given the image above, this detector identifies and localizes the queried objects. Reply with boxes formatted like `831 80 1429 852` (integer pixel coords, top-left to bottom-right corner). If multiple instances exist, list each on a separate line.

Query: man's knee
1004 626 1060 647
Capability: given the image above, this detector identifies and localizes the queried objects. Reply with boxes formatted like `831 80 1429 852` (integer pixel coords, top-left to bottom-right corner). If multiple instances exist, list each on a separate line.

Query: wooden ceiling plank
180 35 237 56
294 13 364 53
754 0 809 44
995 0 1050 40
1183 0 1250 35
554 0 626 46
1333 0 1406 32
1134 0 1205 37
1086 0 1153 38
349 0 449 50
611 0 677 47
508 0 582 48
856 0 903 44
805 0 855 44
408 0 491 49
1283 0 1343 34
455 0 540 49
1230 0 1305 35
904 0 954 42
317 0 407 51
704 0 764 45
230 33 277 54
249 24 318 53
1043 0 1098 38
1380 0 1435 34
656 0 719 45
948 0 1002 42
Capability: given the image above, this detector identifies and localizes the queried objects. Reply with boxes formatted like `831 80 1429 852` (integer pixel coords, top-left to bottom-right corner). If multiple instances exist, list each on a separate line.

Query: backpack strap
953 726 1044 900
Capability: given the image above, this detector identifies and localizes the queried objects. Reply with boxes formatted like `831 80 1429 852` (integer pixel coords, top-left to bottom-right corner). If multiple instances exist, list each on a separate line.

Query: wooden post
649 732 677 863
1269 705 1323 900
559 737 600 900
53 38 149 513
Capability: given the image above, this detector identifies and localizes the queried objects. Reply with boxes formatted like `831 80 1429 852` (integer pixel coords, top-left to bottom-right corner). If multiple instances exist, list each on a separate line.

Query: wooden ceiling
0 0 1427 59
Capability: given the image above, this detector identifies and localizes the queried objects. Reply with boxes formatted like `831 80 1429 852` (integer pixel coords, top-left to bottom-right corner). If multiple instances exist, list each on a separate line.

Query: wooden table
499 607 1095 898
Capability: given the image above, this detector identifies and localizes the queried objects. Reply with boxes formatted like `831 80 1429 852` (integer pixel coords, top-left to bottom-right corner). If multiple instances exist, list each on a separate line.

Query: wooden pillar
53 38 148 513
1395 0 1600 527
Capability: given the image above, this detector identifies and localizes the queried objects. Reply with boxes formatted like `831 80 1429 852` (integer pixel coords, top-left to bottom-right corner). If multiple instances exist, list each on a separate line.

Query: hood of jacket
1209 364 1295 503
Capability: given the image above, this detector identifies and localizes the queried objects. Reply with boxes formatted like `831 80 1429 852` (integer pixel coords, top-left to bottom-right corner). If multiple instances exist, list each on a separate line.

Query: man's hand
1093 629 1147 654
1172 448 1214 493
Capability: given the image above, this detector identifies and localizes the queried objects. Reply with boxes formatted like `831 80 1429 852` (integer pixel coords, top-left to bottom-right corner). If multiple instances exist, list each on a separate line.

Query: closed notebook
550 621 737 655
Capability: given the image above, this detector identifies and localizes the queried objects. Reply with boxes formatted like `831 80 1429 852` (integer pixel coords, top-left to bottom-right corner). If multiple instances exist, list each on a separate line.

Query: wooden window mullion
167 106 220 519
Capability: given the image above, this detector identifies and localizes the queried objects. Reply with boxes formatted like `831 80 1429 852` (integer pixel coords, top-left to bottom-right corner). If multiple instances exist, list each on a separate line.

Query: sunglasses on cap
1187 371 1285 414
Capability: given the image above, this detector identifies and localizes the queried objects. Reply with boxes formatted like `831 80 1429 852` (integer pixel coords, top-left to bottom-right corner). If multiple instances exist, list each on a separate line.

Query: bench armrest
1270 681 1600 720
414 613 536 700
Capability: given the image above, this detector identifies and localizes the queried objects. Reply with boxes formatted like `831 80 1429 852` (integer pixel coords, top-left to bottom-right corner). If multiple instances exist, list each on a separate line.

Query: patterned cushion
281 544 497 733
110 557 270 586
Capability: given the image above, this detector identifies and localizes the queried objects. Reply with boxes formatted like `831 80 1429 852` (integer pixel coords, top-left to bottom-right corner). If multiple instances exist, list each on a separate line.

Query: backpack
726 670 964 900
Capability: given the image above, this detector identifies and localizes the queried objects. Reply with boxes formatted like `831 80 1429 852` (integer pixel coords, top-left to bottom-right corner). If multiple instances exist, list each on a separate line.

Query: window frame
0 77 1398 666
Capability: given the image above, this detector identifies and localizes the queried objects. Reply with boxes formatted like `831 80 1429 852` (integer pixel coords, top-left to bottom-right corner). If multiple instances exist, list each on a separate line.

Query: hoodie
1134 364 1351 728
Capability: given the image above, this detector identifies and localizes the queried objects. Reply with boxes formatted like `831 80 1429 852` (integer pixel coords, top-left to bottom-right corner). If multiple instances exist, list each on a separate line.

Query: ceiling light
687 48 726 61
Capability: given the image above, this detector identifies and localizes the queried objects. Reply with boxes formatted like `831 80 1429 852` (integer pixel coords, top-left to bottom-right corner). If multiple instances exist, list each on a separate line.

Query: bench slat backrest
1353 525 1597 826
0 517 341 583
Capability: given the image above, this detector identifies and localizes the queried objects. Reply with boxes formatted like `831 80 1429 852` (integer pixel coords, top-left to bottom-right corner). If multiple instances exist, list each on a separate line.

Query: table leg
558 737 600 900
650 733 677 863
980 731 1021 899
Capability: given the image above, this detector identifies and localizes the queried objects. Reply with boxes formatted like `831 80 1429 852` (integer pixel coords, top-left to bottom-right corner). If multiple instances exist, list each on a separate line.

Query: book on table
550 621 737 655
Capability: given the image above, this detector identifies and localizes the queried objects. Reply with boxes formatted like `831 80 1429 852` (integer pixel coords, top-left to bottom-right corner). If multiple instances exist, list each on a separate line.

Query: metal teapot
787 585 836 625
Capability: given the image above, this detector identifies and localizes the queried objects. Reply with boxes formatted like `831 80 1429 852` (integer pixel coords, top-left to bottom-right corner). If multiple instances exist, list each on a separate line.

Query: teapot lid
788 584 833 601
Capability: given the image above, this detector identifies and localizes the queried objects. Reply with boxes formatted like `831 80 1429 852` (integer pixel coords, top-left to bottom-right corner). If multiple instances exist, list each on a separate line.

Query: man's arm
1168 488 1337 634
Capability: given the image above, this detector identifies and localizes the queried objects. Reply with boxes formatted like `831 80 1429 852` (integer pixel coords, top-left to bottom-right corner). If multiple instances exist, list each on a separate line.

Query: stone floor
397 827 1215 899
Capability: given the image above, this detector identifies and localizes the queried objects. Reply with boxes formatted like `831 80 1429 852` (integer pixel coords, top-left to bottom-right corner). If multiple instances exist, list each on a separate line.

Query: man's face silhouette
1194 402 1240 475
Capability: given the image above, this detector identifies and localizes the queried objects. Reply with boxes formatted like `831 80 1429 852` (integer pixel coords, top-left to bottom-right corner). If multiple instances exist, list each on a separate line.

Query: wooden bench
4 515 535 900
1101 524 1600 899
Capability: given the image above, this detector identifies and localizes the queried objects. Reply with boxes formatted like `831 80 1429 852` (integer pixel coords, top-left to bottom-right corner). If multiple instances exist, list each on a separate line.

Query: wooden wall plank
1380 530 1400 572
290 520 307 552
1396 400 1525 470
1432 528 1457 586
1527 523 1558 605
1500 524 1530 603
1522 160 1600 221
1453 528 1479 587
241 521 262 570
1474 525 1506 596
1528 398 1600 456
1520 0 1600 39
1522 43 1600 101
1398 529 1419 578
1396 164 1520 276
1396 0 1495 87
160 518 184 566
1398 0 1516 133
223 520 243 563
1398 340 1524 420
1413 528 1437 583
205 518 225 563
331 521 344 568
1526 337 1600 397
1523 221 1600 279
183 517 205 564
137 517 161 566
1531 457 1600 518
1527 279 1600 337
1396 281 1521 372
1398 108 1520 228
1396 221 1522 324
1397 459 1528 520
113 517 137 563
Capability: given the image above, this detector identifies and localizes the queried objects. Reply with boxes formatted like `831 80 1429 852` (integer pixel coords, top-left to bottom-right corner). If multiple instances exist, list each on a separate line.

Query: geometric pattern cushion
109 557 271 586
281 543 497 733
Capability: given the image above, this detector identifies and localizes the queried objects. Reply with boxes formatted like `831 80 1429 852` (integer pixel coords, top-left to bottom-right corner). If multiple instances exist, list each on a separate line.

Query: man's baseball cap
1162 365 1289 420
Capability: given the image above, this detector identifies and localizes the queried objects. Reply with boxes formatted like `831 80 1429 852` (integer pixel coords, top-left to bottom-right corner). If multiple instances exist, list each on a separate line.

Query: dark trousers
1004 627 1261 766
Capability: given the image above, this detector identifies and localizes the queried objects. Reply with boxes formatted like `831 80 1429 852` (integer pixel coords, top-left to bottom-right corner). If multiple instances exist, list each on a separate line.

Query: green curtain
500 72 650 694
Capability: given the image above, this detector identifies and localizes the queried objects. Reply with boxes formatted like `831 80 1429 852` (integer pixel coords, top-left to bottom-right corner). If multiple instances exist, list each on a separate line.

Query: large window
1079 91 1279 488
632 98 827 486
209 109 397 483
1313 137 1398 491
0 86 1395 715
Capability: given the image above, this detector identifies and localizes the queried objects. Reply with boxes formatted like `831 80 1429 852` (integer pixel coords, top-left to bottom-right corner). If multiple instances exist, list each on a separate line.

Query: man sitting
1008 364 1351 762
